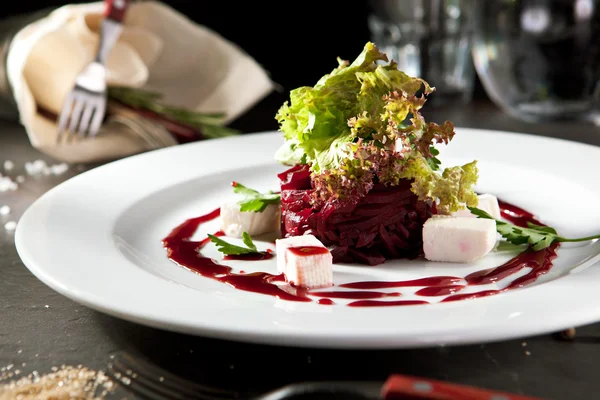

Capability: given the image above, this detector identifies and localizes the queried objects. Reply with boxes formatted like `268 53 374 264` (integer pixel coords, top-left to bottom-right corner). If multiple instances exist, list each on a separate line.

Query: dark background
0 0 488 131
0 0 375 90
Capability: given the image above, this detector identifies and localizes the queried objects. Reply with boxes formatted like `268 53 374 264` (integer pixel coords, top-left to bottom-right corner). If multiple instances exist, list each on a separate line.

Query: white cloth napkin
6 1 274 163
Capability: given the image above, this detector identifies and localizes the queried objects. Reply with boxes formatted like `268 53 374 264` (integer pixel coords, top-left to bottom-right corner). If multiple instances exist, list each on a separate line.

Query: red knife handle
382 375 545 400
105 0 130 23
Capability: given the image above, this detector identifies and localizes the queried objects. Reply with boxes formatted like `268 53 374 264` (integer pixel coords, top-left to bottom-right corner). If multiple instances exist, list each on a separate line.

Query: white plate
15 128 600 349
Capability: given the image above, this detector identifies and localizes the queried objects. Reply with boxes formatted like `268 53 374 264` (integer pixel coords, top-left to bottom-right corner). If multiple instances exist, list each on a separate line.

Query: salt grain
25 160 46 176
4 221 16 231
0 176 17 192
0 205 9 216
25 160 69 177
50 163 69 175
16 175 24 183
3 160 14 171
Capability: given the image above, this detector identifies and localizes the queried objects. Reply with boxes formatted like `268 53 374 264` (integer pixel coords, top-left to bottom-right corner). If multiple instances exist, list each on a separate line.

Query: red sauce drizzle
309 291 402 299
162 209 309 302
441 244 559 302
466 244 559 287
340 276 463 289
416 285 467 297
224 253 273 261
288 246 330 256
163 198 560 307
498 199 544 227
442 289 502 302
348 300 430 307
317 298 335 305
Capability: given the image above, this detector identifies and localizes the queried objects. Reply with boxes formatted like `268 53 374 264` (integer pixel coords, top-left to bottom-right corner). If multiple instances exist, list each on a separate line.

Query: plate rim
15 127 600 349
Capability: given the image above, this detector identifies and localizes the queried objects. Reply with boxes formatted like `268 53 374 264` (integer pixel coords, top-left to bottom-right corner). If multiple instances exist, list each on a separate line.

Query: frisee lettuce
274 42 479 213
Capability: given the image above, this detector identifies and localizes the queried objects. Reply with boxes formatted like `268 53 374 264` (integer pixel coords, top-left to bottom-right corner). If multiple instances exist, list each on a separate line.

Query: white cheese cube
275 235 333 288
285 245 333 288
452 193 502 220
275 234 325 273
220 202 280 238
423 216 497 263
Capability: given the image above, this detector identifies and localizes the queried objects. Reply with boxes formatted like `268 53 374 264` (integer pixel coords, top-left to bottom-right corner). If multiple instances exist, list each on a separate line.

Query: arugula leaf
232 182 280 212
468 207 600 251
208 232 259 255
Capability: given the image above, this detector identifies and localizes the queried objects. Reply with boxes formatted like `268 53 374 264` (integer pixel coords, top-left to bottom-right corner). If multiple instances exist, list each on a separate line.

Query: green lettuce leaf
274 138 307 166
275 42 431 173
274 41 479 210
399 155 479 214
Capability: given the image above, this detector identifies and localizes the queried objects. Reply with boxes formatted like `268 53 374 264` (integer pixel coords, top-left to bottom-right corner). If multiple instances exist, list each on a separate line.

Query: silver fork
56 0 130 143
107 351 381 400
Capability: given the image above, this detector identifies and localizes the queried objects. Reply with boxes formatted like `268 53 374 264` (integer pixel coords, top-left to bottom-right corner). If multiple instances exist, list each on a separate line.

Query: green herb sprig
208 232 260 255
108 86 240 139
468 207 600 251
232 182 280 213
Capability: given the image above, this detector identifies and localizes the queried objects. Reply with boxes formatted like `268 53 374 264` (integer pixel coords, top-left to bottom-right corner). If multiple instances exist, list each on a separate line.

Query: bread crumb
559 328 576 341
0 364 114 399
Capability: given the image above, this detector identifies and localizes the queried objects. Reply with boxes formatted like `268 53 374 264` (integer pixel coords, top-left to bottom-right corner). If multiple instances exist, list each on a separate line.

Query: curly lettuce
274 41 479 213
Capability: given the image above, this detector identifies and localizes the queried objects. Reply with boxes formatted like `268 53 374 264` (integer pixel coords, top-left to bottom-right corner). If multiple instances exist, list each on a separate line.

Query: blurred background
0 0 598 135
0 0 493 131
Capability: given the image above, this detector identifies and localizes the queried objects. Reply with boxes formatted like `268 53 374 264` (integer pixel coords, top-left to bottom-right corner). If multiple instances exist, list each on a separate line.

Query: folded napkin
6 1 274 163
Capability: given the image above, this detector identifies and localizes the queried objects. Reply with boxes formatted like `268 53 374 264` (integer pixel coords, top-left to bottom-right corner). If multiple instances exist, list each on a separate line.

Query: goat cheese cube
452 193 502 220
220 202 280 238
276 235 333 288
423 216 497 263
275 234 325 273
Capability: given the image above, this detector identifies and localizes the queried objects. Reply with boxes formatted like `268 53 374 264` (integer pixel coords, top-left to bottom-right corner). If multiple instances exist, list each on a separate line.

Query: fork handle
382 375 544 400
105 0 130 23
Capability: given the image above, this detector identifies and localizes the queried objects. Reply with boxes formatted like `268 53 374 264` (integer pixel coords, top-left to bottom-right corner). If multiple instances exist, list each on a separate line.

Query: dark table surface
1 96 600 400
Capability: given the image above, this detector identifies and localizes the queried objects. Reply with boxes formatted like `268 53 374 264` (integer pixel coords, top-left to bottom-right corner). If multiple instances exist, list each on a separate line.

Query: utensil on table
57 0 130 142
107 351 543 400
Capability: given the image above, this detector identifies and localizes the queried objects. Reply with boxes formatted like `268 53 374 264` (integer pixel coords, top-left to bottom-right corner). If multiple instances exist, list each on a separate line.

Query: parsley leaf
468 207 600 251
426 146 441 171
208 232 260 255
232 182 280 212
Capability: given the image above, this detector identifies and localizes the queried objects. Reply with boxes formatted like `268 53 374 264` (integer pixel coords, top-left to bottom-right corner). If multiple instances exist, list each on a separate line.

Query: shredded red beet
279 165 435 265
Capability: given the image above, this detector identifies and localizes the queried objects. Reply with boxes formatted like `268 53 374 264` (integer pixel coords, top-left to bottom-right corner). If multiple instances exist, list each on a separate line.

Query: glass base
497 100 597 124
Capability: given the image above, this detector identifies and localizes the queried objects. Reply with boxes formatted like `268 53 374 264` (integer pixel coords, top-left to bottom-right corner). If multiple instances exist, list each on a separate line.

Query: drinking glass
368 0 476 105
472 0 600 122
